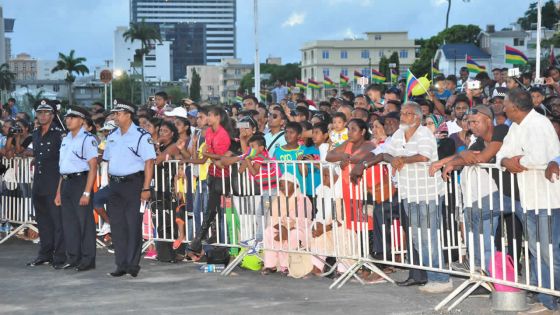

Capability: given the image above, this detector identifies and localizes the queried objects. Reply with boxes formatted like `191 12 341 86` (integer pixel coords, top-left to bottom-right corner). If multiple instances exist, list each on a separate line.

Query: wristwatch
362 160 369 168
82 192 90 197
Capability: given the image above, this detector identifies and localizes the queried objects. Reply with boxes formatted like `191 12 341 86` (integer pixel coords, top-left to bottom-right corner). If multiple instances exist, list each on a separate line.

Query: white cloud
432 0 448 6
282 12 305 27
343 28 358 39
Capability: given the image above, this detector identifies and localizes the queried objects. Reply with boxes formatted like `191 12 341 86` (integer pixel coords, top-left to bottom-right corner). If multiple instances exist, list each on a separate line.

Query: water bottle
199 264 225 273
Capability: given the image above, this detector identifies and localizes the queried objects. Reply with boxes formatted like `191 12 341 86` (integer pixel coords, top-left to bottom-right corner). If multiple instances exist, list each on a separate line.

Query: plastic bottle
199 264 225 273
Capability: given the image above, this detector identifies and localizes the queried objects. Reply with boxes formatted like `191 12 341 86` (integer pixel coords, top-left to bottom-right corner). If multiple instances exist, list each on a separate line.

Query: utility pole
253 0 260 101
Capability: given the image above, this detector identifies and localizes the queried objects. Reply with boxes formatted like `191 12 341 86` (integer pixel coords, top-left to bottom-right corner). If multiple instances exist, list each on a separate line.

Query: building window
362 68 369 77
340 50 348 59
311 50 314 60
374 34 382 40
361 50 370 59
304 69 307 78
53 85 60 92
323 68 330 77
513 38 525 46
341 68 348 76
399 50 409 58
234 68 241 75
304 52 307 62
322 50 329 59
378 50 385 57
311 68 315 78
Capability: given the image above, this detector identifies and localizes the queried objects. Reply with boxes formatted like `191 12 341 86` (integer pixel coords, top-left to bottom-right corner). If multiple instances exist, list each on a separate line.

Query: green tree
518 1 560 30
112 73 141 104
123 20 162 104
51 50 90 105
378 56 390 80
0 63 15 104
165 85 188 105
411 24 481 76
238 63 301 96
189 68 201 102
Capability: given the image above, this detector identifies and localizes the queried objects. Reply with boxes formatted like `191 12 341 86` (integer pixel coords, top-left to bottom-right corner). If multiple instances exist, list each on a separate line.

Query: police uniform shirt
59 127 98 174
103 123 156 176
32 123 63 196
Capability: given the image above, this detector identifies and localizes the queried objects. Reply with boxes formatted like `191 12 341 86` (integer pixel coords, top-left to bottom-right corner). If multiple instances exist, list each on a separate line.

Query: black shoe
127 267 140 278
52 263 68 270
62 263 78 270
396 278 427 287
26 258 52 267
108 270 126 277
76 263 95 272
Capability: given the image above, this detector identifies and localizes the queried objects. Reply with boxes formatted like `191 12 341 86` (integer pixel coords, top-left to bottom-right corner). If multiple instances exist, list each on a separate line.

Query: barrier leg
0 223 35 244
446 280 484 311
434 277 488 311
141 239 155 253
363 262 396 284
329 260 363 289
221 249 251 276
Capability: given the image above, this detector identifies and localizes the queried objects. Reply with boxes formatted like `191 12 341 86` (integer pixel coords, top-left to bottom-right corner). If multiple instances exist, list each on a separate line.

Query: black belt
109 171 144 183
61 171 89 180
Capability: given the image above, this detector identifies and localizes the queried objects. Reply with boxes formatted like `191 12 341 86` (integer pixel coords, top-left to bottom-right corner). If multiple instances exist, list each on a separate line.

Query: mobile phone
467 80 480 90
237 122 250 129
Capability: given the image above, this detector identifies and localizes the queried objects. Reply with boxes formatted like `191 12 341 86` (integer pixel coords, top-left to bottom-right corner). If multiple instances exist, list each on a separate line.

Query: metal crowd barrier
0 157 36 244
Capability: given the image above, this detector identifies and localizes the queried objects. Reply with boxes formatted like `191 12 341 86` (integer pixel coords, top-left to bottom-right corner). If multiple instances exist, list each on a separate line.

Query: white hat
279 172 299 188
100 120 117 131
164 107 188 119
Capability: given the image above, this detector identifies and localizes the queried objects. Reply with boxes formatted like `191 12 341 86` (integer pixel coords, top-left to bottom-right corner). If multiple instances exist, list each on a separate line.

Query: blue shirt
59 127 98 174
103 123 156 176
302 145 322 196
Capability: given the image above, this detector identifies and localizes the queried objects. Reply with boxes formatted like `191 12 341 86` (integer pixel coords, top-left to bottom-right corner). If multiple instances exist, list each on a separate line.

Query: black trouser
32 193 66 264
495 212 523 269
61 175 96 267
107 175 143 273
191 175 229 252
372 201 399 257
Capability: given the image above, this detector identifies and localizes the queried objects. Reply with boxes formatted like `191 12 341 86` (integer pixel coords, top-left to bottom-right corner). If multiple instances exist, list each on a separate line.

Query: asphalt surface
0 238 501 315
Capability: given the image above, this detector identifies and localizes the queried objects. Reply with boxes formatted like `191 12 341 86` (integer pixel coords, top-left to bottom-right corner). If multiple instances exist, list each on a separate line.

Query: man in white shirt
445 95 469 135
496 89 560 313
383 102 450 293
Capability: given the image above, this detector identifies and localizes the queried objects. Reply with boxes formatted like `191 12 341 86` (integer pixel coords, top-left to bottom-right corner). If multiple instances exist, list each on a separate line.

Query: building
4 18 14 60
9 53 36 80
186 58 251 103
266 56 282 65
434 43 491 77
300 31 418 88
37 60 68 80
130 0 236 65
478 24 560 72
162 22 206 81
113 26 172 82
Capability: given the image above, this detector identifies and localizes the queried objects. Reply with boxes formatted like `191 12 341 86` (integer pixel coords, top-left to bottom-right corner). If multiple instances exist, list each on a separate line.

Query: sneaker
144 249 157 260
97 223 111 236
517 303 558 315
32 237 40 244
107 244 115 254
450 259 485 275
239 238 256 248
418 280 454 294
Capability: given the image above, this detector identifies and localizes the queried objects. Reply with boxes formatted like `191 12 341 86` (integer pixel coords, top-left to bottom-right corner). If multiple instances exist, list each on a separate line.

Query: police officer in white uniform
103 99 156 277
55 106 98 271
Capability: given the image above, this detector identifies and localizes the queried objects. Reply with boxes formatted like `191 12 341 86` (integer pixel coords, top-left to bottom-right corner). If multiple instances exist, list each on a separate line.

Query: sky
1 0 530 69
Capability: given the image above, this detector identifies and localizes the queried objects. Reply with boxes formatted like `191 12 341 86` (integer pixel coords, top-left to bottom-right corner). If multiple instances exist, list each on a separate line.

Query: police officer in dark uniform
54 106 98 271
27 100 66 268
103 99 155 277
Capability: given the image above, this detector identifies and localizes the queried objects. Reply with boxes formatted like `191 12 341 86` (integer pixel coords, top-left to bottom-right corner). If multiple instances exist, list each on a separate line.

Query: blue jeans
403 198 450 283
193 179 208 236
516 209 560 310
463 191 514 271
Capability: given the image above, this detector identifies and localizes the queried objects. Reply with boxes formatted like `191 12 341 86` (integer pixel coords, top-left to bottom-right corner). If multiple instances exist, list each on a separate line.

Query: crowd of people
2 65 560 314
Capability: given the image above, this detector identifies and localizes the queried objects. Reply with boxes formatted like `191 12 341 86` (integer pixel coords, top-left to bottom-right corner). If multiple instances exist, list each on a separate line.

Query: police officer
103 99 155 277
54 106 98 271
27 100 66 268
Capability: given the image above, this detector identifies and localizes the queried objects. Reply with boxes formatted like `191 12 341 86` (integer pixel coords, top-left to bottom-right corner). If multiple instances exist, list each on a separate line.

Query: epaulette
108 128 118 136
137 127 149 135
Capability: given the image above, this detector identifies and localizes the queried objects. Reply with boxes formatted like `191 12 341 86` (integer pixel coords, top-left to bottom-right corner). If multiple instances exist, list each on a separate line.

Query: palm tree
123 20 162 104
0 63 15 104
445 0 470 30
51 50 89 105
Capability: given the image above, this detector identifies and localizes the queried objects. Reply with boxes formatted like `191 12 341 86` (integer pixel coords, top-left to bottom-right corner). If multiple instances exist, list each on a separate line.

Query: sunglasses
467 108 493 119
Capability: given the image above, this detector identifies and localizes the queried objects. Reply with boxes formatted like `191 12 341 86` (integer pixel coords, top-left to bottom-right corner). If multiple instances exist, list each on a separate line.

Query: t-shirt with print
329 128 348 148
274 145 304 191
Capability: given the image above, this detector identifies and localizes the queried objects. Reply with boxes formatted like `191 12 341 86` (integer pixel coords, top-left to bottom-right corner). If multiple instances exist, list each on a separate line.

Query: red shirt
205 125 231 177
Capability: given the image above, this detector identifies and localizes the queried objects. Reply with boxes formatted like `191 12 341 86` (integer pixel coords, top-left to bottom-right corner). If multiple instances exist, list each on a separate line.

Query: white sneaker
418 279 454 294
97 223 111 236
517 303 558 315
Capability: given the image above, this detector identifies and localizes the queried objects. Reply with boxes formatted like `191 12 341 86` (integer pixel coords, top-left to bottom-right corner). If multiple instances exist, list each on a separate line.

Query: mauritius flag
371 69 386 83
235 92 243 103
296 79 307 89
466 55 486 74
354 70 364 81
432 61 442 76
505 45 528 65
340 73 349 87
405 69 419 102
308 79 321 90
323 76 335 88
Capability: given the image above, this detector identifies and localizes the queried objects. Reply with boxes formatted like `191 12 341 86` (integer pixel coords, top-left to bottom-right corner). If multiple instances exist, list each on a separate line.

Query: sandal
173 238 184 250
261 267 277 275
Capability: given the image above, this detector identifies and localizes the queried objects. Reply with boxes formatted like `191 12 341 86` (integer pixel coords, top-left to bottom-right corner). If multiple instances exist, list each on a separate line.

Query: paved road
0 239 498 314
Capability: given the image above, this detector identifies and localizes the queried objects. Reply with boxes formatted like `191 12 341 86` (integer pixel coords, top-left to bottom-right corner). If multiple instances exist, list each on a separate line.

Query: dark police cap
65 106 90 119
35 99 55 112
111 98 136 114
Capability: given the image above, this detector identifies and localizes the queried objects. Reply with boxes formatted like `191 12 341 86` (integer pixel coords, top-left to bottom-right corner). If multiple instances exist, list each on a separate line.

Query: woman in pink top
190 106 233 254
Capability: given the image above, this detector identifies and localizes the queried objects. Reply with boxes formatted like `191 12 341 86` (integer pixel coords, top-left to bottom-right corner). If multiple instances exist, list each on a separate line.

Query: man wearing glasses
263 106 287 157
